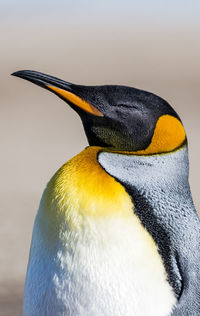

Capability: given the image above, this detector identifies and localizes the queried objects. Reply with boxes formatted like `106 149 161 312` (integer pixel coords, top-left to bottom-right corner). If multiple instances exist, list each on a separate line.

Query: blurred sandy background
1 1 200 315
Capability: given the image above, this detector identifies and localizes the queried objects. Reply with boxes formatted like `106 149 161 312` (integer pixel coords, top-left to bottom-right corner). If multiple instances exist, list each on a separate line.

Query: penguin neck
98 145 190 202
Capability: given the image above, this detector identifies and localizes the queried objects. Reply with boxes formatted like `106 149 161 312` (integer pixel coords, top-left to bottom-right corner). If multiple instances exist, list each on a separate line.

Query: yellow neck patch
38 147 160 258
40 147 133 231
132 115 186 155
47 85 103 117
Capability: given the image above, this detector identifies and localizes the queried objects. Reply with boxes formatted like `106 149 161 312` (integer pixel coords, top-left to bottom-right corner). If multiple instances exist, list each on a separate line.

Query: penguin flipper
170 240 200 315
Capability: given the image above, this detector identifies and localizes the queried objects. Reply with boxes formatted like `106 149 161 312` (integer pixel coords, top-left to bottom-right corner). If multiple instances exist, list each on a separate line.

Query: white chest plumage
24 217 176 316
23 147 177 316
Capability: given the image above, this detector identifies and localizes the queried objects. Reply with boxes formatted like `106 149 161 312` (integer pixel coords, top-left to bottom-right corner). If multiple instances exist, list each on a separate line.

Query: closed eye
117 104 138 109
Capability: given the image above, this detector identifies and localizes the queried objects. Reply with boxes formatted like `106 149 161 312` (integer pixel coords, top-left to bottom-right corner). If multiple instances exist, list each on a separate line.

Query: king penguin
12 70 200 316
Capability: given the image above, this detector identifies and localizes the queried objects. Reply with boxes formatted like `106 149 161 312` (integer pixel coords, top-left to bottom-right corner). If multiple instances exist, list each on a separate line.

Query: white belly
23 216 176 316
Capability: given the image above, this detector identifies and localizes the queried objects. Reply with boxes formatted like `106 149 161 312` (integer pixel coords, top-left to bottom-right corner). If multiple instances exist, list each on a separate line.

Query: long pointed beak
11 70 103 117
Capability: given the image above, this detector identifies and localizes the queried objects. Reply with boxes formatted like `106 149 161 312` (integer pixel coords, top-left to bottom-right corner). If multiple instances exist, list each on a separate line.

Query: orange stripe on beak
47 85 103 117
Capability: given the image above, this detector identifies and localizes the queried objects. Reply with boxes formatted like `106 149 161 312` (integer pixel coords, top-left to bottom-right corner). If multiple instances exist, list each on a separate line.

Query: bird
12 70 200 316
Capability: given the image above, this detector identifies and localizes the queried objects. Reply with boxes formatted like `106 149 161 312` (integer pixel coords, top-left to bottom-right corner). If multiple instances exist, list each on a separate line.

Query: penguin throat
38 147 135 236
94 115 186 155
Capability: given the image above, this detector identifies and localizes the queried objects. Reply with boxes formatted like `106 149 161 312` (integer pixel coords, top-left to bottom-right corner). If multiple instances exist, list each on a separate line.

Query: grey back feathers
98 146 200 315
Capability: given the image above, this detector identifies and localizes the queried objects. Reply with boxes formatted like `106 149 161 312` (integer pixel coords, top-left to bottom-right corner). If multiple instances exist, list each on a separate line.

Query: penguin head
12 70 186 154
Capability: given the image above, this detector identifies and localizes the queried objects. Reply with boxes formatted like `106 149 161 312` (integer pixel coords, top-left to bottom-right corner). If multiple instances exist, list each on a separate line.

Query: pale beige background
1 1 200 315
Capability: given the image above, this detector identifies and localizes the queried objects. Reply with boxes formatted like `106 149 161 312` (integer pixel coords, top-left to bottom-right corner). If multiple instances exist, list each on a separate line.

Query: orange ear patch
134 115 186 155
47 85 103 117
